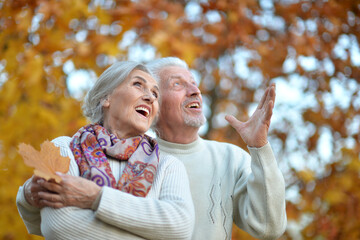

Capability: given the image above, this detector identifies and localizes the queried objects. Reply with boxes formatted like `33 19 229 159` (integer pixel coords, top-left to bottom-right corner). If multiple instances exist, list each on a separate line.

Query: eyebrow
168 74 197 85
134 76 159 92
169 74 194 80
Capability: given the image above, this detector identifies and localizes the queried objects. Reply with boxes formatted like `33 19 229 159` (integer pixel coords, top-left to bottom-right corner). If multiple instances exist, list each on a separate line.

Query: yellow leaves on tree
295 149 360 239
1 0 360 239
297 169 315 183
18 141 70 183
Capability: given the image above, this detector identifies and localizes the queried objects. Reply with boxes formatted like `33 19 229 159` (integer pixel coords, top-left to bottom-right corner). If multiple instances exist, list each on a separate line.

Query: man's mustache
182 97 202 108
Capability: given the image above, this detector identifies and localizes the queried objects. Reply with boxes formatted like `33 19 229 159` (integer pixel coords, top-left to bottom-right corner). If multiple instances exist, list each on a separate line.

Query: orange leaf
18 141 70 183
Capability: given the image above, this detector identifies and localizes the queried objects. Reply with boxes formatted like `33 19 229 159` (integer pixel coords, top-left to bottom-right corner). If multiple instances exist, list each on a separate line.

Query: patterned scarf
70 124 159 197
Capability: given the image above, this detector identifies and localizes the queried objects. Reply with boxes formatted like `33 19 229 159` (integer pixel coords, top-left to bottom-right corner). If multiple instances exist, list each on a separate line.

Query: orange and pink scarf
70 124 159 197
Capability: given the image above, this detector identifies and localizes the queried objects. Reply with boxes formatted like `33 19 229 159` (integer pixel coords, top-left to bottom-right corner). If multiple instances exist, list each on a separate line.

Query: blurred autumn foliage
1 0 360 239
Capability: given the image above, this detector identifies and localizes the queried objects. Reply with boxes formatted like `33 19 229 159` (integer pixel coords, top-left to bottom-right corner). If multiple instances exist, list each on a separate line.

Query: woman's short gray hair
146 57 189 82
82 61 152 124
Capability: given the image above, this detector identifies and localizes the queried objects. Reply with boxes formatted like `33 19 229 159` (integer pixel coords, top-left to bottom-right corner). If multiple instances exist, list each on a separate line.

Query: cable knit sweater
156 137 287 240
16 136 195 240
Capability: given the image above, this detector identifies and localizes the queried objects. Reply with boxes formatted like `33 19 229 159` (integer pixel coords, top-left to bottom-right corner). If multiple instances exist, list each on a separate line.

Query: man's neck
158 126 199 144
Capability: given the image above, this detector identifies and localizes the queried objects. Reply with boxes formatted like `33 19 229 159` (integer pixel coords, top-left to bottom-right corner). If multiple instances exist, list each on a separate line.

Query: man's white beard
183 113 206 128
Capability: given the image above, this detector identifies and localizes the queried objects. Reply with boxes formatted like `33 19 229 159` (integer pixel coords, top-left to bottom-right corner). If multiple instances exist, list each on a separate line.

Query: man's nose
187 83 201 97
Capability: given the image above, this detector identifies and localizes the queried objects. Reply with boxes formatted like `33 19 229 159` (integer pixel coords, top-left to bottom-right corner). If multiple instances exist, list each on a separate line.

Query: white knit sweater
16 136 195 240
156 137 287 240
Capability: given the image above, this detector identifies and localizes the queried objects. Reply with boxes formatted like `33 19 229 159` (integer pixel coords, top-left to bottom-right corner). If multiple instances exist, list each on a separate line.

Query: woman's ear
102 97 110 107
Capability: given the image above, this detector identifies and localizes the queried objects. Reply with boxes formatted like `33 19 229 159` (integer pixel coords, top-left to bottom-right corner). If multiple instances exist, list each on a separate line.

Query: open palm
225 84 276 148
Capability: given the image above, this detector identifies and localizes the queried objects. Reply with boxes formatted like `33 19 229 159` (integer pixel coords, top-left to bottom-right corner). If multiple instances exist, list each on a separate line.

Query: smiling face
102 69 159 139
156 66 206 135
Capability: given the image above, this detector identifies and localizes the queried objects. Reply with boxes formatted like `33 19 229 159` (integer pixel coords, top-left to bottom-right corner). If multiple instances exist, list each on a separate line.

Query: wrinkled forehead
160 66 195 84
127 69 158 86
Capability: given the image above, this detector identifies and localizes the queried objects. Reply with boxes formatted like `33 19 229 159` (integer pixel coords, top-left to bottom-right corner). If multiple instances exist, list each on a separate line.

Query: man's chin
184 115 206 128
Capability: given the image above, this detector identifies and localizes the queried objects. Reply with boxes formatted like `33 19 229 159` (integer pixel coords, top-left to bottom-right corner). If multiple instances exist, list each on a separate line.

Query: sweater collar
156 136 203 155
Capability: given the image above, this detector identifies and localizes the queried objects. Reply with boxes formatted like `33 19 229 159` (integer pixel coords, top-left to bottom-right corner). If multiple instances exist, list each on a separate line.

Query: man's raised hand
225 83 276 148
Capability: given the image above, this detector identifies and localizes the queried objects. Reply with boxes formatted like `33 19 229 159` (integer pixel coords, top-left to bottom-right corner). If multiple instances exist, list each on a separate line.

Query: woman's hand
37 173 101 209
225 83 276 148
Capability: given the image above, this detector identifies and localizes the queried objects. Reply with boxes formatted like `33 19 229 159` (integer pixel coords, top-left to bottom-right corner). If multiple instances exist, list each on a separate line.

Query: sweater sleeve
39 138 194 239
233 143 287 240
15 136 79 236
16 178 42 236
95 157 195 239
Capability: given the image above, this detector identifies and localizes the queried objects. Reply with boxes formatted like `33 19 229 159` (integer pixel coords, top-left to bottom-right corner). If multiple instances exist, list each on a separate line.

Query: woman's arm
95 157 194 239
36 137 194 239
39 157 194 240
15 136 80 235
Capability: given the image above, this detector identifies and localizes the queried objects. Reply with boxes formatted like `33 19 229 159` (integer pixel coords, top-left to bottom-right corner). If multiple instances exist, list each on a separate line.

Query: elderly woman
16 61 194 239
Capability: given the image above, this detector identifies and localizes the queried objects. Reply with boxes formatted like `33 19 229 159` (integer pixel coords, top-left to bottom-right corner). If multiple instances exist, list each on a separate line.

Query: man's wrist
91 187 103 211
23 178 33 205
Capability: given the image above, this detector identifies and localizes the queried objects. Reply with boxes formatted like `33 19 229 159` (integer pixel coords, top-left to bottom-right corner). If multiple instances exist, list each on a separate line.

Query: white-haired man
146 57 287 240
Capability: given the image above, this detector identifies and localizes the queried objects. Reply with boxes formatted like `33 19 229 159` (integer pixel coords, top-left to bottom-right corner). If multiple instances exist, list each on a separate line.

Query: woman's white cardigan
16 136 195 240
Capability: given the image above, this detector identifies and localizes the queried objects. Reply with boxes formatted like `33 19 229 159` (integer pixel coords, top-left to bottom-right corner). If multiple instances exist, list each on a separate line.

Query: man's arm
226 84 287 238
232 143 287 239
16 178 42 235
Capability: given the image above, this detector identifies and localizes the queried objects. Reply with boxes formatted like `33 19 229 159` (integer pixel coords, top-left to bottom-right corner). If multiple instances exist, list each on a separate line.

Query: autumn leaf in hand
18 140 70 183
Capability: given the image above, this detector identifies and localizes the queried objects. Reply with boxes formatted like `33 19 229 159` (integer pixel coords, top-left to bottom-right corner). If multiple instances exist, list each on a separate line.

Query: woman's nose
142 90 155 103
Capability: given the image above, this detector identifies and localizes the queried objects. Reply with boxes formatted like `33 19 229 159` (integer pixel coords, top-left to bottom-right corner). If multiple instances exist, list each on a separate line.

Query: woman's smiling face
103 69 159 138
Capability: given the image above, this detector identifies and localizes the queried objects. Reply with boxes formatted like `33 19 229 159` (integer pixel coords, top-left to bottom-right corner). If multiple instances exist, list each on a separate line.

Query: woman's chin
132 125 151 136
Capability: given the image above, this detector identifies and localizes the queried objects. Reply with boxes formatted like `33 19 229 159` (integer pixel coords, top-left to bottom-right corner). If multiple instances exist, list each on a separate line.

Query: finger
39 199 64 209
260 84 275 113
259 83 276 109
28 179 49 200
32 175 45 181
267 83 276 106
263 85 274 108
31 175 45 186
38 191 62 203
30 183 48 194
31 175 38 183
37 179 62 193
264 100 274 121
257 87 270 110
225 115 242 129
264 84 275 119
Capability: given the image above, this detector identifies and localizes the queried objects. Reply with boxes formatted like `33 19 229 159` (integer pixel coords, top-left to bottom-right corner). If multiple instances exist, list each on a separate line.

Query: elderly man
146 57 286 240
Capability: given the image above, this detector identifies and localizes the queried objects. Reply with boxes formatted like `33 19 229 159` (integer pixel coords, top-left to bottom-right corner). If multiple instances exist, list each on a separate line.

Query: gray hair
146 57 189 83
82 61 152 124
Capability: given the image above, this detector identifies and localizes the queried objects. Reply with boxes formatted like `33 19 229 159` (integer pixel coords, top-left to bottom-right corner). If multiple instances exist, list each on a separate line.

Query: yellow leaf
24 55 44 85
339 175 353 191
228 10 238 23
18 140 70 183
15 8 32 32
149 31 169 49
298 169 315 183
324 189 347 205
349 158 360 171
98 40 120 56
